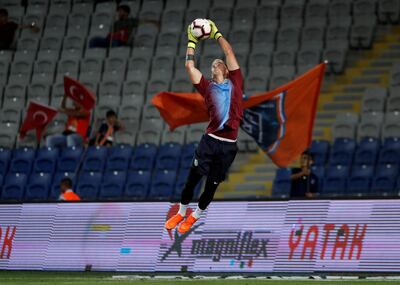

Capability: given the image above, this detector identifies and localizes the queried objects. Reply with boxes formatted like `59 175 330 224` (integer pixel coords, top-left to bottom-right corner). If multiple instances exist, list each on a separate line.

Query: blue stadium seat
354 137 380 165
347 164 374 195
124 170 151 199
371 164 399 194
149 169 176 199
9 147 36 174
180 143 197 169
25 172 51 201
99 171 127 199
156 143 182 171
82 146 108 172
49 172 76 201
57 146 84 173
173 168 202 199
33 147 60 173
329 138 356 166
310 164 325 190
272 168 291 197
378 138 400 166
0 147 12 176
106 144 134 171
309 140 330 165
130 143 157 171
322 165 349 196
76 171 102 200
1 173 27 201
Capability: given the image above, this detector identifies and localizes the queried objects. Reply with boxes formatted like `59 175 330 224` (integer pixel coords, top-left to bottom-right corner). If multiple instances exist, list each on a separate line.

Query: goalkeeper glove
208 19 222 40
187 24 198 49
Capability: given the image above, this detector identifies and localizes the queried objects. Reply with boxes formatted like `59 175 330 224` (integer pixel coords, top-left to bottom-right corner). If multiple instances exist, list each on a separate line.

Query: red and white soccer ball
190 18 211 40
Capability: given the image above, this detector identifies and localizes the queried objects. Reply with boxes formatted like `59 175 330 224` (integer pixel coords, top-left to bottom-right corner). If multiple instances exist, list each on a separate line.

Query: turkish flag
64 76 96 110
20 101 58 144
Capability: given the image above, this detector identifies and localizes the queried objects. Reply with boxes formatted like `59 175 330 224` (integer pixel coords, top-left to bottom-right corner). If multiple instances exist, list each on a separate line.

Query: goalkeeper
165 20 244 234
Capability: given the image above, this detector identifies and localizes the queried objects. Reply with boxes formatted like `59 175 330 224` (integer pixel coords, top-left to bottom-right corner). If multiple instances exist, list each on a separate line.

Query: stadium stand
0 0 399 202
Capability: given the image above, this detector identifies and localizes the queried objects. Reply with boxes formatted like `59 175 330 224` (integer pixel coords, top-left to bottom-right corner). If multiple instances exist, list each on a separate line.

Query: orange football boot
165 213 184 230
178 214 198 234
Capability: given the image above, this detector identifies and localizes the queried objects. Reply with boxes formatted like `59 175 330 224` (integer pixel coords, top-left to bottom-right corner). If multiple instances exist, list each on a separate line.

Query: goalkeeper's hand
208 19 222 40
187 24 198 49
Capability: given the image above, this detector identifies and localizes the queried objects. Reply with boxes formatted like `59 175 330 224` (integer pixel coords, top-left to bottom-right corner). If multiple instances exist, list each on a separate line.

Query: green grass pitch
1 271 399 285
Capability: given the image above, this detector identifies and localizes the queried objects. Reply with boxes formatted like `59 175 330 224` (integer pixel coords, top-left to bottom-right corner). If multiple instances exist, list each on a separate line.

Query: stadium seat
354 137 380 166
130 144 157 171
329 138 356 166
378 0 400 24
371 164 399 195
106 144 134 172
57 146 84 173
124 170 151 199
180 143 197 170
378 138 400 166
156 143 182 171
99 171 127 200
347 164 374 196
9 147 36 174
82 146 108 172
272 168 291 198
322 165 349 196
49 172 76 201
1 173 27 201
309 140 330 165
149 170 176 199
25 172 51 201
76 172 102 201
0 148 12 176
33 147 59 174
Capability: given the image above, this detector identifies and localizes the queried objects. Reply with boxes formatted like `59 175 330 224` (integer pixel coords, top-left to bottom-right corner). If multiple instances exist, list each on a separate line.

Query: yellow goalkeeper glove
208 19 222 40
187 24 198 49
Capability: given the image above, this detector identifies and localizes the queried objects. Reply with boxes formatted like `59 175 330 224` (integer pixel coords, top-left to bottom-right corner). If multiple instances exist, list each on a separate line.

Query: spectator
90 110 122 147
0 8 40 50
89 4 158 48
290 151 319 198
46 94 91 148
59 178 81 201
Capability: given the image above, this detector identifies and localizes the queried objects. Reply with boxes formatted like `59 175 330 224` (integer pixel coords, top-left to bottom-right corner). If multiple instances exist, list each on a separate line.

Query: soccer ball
190 18 211 40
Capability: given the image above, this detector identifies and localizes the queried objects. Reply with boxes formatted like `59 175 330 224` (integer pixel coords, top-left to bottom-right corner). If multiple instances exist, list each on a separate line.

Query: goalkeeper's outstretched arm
208 20 240 71
185 25 202 84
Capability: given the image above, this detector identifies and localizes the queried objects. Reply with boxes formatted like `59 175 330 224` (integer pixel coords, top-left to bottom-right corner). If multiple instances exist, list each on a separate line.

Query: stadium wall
0 200 399 273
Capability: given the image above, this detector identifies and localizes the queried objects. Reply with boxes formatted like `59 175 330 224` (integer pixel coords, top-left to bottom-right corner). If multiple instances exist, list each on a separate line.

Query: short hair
106 110 117 118
0 8 8 16
117 5 130 15
302 150 313 159
60 177 73 188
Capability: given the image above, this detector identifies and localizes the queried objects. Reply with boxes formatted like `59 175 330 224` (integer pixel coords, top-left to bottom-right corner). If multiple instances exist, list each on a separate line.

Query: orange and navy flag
19 101 58 143
64 76 96 110
152 63 326 167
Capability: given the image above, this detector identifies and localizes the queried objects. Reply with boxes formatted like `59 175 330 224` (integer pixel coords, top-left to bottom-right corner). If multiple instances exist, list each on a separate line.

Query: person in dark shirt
290 151 319 198
0 8 40 50
89 5 157 48
92 110 122 147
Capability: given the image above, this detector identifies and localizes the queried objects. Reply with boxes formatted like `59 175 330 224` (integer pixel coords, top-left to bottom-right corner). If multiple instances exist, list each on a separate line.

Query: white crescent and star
32 110 48 124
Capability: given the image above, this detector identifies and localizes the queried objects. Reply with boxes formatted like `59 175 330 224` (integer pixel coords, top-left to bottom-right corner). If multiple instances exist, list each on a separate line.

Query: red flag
152 63 326 167
19 101 58 144
64 76 96 110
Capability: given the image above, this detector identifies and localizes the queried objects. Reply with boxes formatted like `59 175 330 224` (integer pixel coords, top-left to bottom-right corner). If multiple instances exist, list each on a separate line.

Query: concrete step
352 76 383 85
244 174 275 182
333 94 363 102
370 59 395 67
321 102 355 111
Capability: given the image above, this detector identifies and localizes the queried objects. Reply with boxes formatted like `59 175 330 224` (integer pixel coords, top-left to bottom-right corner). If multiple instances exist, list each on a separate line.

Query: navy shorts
191 134 238 183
